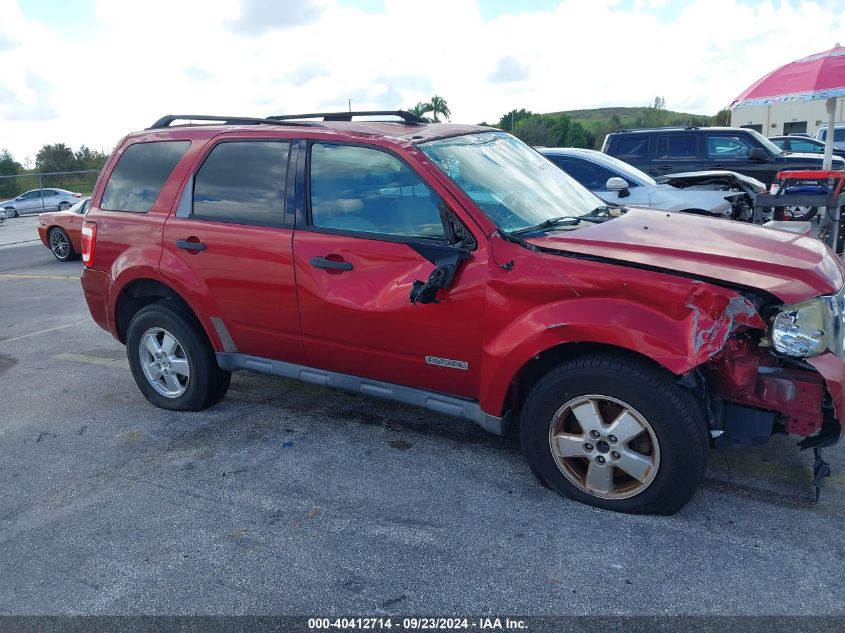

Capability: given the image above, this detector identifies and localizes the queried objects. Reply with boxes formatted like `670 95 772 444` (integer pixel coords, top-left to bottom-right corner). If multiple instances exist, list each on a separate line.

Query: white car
539 147 765 220
814 124 845 151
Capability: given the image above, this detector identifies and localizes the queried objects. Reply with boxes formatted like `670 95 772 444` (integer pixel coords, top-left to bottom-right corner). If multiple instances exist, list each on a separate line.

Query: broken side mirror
409 244 471 305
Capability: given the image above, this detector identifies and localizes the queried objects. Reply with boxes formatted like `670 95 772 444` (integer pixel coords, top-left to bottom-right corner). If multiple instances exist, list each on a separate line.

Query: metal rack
752 171 845 254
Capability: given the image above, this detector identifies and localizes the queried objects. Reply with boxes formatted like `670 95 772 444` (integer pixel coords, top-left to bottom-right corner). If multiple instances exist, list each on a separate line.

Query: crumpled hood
655 170 767 193
527 208 844 304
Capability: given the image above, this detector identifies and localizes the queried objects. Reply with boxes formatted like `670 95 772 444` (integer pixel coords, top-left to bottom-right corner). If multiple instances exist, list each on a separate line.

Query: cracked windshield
420 131 604 232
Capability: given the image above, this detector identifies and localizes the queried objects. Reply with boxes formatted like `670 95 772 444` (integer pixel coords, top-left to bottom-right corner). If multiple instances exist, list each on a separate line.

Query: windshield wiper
510 216 580 236
574 205 627 223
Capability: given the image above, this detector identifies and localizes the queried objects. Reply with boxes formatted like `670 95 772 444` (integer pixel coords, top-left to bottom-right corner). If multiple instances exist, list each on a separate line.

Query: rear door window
102 141 190 212
655 135 698 158
309 143 446 240
613 136 649 159
192 141 290 227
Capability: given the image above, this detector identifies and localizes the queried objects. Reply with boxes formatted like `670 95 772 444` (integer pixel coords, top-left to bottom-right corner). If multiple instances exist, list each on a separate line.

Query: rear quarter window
102 141 190 212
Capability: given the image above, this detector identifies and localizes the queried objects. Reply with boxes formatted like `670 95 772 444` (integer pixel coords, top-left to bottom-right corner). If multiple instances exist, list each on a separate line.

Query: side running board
215 352 509 435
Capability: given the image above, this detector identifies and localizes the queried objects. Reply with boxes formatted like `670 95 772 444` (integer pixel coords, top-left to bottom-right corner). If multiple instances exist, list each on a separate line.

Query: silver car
1 188 83 218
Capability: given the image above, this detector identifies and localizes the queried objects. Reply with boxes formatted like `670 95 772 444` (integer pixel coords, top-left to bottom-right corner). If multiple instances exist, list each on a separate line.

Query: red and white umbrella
730 44 845 169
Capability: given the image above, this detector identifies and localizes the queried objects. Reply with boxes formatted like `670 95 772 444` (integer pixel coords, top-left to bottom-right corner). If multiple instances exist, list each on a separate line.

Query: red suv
81 111 845 514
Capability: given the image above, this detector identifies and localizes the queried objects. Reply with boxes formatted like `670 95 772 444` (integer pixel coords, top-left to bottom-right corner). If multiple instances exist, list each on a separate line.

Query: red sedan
36 197 90 261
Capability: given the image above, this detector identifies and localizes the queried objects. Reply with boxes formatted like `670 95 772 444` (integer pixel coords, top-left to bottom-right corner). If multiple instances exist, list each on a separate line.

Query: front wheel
520 353 708 515
126 302 231 411
5 208 17 218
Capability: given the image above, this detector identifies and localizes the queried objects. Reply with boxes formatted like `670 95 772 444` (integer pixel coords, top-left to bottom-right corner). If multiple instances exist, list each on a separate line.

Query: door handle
654 165 673 171
176 239 206 252
310 256 353 271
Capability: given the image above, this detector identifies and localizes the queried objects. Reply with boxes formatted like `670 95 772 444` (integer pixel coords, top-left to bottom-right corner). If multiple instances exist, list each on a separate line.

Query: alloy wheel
548 395 660 499
139 327 190 398
50 230 69 259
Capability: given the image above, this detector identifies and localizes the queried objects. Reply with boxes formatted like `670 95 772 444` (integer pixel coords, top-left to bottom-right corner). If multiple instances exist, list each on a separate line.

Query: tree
408 101 433 122
75 146 109 171
711 109 731 126
35 143 78 173
512 115 557 146
497 108 534 131
428 95 450 122
0 149 21 176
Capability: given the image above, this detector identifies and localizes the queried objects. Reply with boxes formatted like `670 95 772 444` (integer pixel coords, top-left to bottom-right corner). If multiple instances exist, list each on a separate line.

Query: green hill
549 106 715 127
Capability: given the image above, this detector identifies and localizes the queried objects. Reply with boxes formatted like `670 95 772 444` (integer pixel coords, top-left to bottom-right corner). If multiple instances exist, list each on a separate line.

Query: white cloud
489 57 531 83
0 0 844 160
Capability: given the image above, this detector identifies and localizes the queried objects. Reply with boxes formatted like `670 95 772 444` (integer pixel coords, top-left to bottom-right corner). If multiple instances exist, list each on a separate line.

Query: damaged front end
683 283 844 499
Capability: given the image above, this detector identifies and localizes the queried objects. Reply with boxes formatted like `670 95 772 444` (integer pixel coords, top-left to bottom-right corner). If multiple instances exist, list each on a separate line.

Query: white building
731 97 845 137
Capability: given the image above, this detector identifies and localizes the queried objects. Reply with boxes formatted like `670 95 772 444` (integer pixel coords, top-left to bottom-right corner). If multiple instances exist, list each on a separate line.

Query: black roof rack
149 110 426 130
148 114 293 130
616 126 700 133
267 110 425 123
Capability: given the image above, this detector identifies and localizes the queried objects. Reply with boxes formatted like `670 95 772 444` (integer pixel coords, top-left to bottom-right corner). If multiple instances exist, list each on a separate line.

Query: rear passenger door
651 134 701 175
161 139 303 363
292 141 486 398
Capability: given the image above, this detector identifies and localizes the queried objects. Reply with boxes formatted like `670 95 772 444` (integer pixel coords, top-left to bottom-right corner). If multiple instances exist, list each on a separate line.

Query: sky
0 0 844 163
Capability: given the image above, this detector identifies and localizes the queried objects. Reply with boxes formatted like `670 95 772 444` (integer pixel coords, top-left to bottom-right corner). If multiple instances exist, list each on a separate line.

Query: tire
58 201 71 211
786 206 817 221
126 301 231 411
5 207 17 218
519 353 708 515
48 227 78 261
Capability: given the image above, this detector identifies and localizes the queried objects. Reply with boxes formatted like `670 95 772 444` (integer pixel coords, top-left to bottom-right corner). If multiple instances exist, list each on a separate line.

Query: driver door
292 141 486 398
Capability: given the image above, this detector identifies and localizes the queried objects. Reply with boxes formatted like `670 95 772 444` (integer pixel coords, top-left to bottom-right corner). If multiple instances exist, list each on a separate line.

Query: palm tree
408 101 433 121
428 95 450 122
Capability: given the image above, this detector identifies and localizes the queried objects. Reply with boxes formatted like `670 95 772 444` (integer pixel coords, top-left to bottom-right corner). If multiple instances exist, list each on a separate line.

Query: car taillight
72 192 81 198
81 222 96 268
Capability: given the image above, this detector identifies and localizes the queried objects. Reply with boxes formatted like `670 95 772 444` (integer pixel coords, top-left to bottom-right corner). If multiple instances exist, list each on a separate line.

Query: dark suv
81 111 845 515
602 126 845 186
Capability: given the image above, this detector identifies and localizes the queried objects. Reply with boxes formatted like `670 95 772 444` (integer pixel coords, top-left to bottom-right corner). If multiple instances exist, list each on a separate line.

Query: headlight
771 289 845 357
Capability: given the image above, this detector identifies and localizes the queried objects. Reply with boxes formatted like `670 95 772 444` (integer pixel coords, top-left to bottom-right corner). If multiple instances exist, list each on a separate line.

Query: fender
150 248 226 350
478 283 766 416
109 251 223 351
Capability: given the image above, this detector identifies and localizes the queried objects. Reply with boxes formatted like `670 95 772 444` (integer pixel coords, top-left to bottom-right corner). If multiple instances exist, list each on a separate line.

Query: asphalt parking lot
1 215 844 616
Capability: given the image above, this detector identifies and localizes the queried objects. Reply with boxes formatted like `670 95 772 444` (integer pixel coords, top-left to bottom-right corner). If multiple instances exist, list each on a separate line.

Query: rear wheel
58 201 72 211
520 353 708 515
126 302 230 411
48 227 77 261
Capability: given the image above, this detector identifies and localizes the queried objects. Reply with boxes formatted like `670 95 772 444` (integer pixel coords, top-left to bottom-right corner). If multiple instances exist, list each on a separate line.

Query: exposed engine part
655 171 765 222
707 337 826 437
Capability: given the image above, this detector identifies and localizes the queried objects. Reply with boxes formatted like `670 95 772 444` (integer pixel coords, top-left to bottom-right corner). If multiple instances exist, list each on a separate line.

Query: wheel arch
478 289 764 418
501 341 682 419
114 278 220 350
